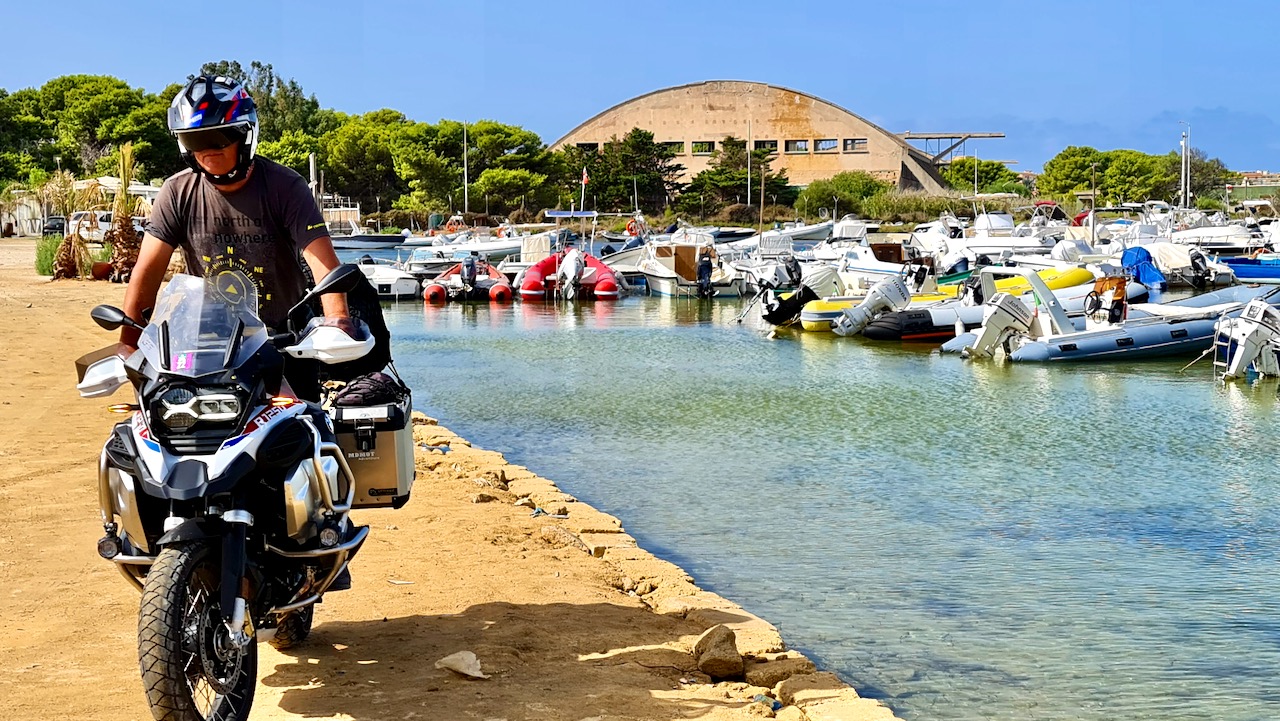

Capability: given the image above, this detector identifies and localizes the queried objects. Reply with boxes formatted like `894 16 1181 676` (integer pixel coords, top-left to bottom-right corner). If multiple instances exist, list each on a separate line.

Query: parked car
42 215 66 236
65 211 113 242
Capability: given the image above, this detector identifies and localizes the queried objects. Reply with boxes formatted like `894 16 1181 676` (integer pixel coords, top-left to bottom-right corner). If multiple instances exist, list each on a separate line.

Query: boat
1212 297 1280 379
423 252 513 303
517 246 621 301
328 220 405 250
850 273 1151 341
942 266 1280 362
354 255 420 299
798 266 1096 332
398 229 524 261
1220 254 1280 284
637 241 745 298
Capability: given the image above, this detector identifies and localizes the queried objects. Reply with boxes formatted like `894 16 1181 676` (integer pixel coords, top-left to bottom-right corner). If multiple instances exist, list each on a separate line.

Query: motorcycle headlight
156 386 242 431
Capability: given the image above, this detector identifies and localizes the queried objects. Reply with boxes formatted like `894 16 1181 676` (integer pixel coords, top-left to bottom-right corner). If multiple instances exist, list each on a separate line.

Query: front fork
219 510 254 648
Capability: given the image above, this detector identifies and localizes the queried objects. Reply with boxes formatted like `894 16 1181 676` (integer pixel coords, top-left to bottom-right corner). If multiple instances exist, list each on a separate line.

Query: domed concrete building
553 80 963 193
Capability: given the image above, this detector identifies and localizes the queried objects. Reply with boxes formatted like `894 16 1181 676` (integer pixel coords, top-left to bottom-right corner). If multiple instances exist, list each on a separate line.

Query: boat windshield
136 272 268 378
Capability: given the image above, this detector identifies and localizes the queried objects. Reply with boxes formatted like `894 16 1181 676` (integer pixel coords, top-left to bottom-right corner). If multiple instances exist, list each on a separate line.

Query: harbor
391 294 1280 721
5 6 1280 717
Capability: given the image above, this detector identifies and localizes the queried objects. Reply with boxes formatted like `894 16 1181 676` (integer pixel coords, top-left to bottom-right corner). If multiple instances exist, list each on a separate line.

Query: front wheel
138 542 257 721
269 606 313 650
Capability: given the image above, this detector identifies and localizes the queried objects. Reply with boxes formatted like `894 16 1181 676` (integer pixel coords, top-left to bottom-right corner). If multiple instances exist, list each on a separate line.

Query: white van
66 211 113 242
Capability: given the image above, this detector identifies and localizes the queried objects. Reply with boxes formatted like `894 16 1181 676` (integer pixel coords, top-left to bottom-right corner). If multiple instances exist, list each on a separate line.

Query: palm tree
106 143 143 282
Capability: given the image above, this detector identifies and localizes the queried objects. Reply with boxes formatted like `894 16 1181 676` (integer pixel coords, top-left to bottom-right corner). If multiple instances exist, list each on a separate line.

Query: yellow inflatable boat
798 267 1096 332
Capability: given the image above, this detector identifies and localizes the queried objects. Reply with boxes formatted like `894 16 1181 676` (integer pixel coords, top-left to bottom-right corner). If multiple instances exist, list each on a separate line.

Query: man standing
119 75 347 399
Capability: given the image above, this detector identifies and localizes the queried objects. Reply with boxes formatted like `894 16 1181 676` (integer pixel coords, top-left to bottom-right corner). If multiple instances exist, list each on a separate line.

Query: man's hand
116 342 138 361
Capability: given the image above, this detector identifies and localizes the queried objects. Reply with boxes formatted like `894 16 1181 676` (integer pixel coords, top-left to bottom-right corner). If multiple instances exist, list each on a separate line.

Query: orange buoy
423 283 447 303
626 219 639 235
489 283 512 303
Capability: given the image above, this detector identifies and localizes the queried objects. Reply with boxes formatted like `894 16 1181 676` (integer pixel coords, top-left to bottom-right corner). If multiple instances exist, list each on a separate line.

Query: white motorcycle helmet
284 317 375 364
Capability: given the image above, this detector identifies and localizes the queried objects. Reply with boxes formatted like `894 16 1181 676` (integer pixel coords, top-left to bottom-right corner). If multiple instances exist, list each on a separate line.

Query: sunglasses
179 127 247 152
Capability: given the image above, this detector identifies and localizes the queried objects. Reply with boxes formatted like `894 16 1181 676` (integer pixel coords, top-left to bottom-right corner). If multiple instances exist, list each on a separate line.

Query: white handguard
77 355 128 398
284 322 375 364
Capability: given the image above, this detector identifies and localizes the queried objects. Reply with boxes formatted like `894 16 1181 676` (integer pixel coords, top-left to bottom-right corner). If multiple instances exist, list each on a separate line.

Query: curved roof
553 80 914 152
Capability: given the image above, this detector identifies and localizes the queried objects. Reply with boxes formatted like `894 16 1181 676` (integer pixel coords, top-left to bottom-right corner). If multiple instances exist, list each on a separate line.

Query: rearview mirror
286 264 366 333
91 305 143 331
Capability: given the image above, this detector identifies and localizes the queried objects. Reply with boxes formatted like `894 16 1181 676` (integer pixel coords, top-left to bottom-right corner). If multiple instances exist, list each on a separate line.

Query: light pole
1089 162 1098 247
1179 120 1192 208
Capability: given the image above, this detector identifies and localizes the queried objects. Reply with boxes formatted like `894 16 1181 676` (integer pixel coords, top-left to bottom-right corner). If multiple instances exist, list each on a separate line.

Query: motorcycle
74 264 411 721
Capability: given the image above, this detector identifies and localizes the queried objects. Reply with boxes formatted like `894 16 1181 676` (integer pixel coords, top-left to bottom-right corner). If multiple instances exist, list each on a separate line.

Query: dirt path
0 237 894 721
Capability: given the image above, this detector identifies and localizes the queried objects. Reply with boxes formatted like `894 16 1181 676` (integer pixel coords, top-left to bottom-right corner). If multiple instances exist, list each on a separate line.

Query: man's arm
302 236 350 319
119 234 176 354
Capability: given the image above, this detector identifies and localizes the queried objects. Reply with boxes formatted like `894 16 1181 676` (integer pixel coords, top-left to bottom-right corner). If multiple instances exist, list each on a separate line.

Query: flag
582 167 589 186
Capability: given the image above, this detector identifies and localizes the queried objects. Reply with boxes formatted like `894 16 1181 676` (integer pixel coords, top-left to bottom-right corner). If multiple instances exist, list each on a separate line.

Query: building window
754 140 778 153
576 142 599 152
660 141 685 155
843 138 868 153
691 141 715 155
815 139 838 153
785 139 809 154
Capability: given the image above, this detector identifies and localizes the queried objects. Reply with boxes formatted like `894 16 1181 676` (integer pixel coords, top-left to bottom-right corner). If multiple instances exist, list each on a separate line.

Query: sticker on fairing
173 352 195 371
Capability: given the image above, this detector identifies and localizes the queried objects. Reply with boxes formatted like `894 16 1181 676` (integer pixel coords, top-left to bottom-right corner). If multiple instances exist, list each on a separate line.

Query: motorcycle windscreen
137 272 269 377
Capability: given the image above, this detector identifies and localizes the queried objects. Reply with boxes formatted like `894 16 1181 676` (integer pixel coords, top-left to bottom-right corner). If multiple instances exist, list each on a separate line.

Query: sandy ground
0 237 895 721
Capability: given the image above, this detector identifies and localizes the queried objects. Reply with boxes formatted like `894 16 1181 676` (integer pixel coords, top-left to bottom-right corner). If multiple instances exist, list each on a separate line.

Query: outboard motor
460 252 479 289
558 247 585 300
696 247 716 298
832 276 913 337
783 254 803 286
962 292 1035 359
1188 248 1210 291
1216 298 1280 380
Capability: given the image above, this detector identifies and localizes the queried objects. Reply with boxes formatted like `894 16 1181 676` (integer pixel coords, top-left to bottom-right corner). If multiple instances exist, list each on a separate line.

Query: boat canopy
1120 246 1167 288
544 210 598 218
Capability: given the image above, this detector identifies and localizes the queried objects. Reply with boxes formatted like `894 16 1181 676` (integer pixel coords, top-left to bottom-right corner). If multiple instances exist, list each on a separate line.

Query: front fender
156 517 226 547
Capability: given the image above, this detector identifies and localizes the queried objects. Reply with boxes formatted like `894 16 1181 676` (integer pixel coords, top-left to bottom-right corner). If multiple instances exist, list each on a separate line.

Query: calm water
381 296 1280 721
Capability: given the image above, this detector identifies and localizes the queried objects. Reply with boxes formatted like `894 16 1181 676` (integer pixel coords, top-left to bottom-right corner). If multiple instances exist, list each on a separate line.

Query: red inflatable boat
518 248 621 301
423 254 513 303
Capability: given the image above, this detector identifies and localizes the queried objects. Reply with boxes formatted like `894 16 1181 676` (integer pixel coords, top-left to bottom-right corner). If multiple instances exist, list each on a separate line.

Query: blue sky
5 0 1278 172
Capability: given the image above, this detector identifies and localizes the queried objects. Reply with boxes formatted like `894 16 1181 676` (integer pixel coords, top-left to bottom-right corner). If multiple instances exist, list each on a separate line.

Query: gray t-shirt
148 157 328 328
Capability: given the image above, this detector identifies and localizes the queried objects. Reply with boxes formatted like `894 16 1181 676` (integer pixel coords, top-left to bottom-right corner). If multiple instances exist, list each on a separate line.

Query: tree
258 129 321 176
793 171 891 219
1038 146 1106 197
677 135 791 216
940 157 1018 194
318 111 407 207
558 128 685 213
1101 149 1174 203
473 168 547 214
1160 147 1236 204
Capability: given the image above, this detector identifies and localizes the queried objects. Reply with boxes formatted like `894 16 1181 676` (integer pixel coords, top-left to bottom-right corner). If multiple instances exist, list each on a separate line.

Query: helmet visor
177 126 248 152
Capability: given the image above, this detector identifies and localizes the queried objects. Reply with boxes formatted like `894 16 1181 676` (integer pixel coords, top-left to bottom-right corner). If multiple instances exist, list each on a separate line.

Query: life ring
445 220 460 233
495 227 505 238
626 219 639 236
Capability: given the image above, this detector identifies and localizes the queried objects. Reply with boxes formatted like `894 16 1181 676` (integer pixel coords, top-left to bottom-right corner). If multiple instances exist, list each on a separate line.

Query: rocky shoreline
411 412 901 721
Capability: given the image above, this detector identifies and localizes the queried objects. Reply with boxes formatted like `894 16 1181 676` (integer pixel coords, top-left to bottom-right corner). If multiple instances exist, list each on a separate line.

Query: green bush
35 235 61 276
93 241 113 263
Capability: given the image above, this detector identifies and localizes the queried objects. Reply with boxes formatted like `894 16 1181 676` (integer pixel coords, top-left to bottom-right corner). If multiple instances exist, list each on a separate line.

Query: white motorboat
327 220 405 250
638 241 744 297
354 256 420 299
